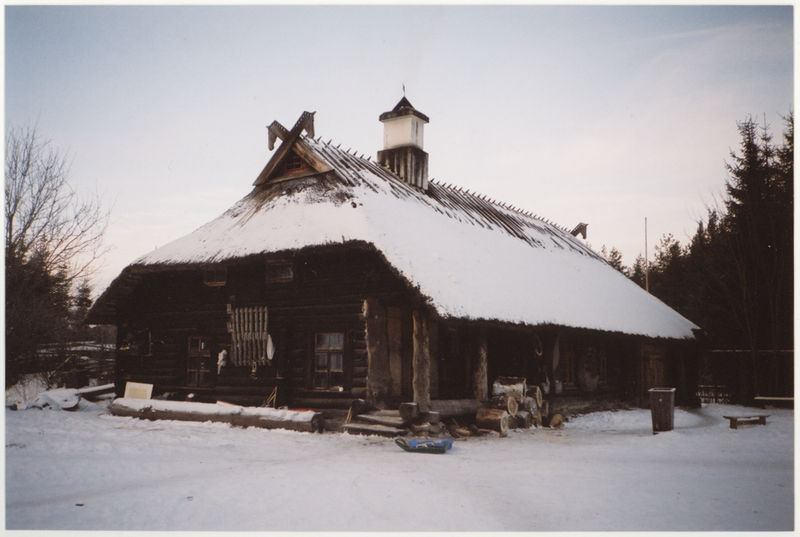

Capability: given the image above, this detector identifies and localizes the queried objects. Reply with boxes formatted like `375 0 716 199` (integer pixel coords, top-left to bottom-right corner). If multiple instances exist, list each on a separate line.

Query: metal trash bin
648 387 676 434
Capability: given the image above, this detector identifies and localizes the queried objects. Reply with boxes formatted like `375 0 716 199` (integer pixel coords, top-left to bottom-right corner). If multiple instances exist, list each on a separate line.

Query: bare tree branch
5 126 109 284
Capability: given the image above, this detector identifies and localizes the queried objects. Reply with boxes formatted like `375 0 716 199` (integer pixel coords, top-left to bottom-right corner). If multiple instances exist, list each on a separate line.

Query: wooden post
412 309 431 413
429 320 439 399
364 298 391 409
472 330 488 402
387 306 403 398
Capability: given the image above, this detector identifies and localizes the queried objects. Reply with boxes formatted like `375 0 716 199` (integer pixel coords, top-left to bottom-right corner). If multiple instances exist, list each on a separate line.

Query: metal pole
645 217 649 292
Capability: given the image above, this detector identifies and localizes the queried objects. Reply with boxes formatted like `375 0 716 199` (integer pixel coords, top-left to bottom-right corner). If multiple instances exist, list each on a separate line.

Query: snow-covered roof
90 134 698 340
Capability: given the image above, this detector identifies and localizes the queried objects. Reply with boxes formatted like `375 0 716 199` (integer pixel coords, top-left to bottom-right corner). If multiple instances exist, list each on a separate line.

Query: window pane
330 353 343 372
315 334 326 348
330 333 344 350
315 352 328 370
330 371 343 389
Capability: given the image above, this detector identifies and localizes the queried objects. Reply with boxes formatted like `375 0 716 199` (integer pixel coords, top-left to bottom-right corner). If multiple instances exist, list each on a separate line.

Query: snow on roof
99 135 698 340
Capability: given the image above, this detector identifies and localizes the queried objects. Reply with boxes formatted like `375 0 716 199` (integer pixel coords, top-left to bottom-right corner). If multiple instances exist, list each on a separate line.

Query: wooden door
187 335 213 387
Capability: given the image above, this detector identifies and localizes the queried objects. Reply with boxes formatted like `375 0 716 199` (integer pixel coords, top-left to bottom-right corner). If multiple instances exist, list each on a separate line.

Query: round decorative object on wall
533 334 544 357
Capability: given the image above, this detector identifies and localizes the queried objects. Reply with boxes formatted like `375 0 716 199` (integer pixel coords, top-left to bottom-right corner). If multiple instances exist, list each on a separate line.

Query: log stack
475 407 510 436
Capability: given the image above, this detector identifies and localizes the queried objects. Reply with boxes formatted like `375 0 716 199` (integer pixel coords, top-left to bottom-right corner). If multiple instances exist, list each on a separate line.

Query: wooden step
292 397 355 410
356 412 406 428
343 422 407 437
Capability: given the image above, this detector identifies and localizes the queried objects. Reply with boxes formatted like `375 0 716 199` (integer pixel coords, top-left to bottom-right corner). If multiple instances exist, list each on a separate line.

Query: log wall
113 245 418 407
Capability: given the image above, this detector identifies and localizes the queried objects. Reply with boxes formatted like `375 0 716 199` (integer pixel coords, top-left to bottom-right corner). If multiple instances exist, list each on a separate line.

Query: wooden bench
722 414 769 429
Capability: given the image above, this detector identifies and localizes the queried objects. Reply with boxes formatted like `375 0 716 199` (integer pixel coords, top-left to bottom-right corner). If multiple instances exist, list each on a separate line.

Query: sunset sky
5 5 794 294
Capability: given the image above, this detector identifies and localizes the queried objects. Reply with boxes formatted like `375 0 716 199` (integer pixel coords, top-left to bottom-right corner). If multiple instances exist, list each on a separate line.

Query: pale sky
5 5 795 295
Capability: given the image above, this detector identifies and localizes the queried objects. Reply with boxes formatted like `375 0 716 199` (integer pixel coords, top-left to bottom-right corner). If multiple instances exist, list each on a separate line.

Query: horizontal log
109 398 323 432
430 399 480 418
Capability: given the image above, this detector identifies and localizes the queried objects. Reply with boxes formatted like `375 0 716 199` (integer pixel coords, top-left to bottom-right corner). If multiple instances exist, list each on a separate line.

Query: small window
188 335 211 356
203 266 227 287
284 153 304 171
266 262 293 283
314 332 345 390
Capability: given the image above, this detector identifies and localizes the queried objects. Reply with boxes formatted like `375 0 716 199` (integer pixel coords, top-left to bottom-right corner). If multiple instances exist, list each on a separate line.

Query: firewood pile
346 376 564 439
469 376 562 436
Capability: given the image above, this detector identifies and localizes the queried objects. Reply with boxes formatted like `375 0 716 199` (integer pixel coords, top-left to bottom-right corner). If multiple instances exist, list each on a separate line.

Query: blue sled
395 437 454 454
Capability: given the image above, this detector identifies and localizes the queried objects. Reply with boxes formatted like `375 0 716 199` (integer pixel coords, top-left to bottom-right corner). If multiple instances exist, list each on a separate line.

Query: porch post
364 298 391 409
472 329 489 402
412 309 431 413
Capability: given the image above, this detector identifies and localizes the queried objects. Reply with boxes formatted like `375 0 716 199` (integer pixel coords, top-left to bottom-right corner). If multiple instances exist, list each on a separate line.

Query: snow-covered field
5 401 794 531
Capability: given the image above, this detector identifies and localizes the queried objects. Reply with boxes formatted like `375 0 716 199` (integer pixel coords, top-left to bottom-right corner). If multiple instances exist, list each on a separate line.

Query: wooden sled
394 438 453 454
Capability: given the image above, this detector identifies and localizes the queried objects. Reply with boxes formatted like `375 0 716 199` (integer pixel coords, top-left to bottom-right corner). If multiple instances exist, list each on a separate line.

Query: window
314 332 344 390
203 266 227 287
266 262 293 283
187 335 213 387
284 153 304 171
120 328 152 356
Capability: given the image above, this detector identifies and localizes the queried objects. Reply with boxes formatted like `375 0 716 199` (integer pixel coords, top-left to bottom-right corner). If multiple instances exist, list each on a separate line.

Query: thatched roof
89 131 698 340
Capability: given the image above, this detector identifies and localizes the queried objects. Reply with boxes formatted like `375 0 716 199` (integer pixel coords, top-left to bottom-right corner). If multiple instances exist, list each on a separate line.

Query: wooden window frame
186 335 213 387
203 266 227 287
266 261 293 284
313 332 345 391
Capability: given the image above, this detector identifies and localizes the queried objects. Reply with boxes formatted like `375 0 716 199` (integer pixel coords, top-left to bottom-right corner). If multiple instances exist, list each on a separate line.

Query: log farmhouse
88 98 700 420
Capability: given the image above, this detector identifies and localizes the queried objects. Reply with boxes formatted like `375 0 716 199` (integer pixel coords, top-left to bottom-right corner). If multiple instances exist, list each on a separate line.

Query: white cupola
377 97 430 191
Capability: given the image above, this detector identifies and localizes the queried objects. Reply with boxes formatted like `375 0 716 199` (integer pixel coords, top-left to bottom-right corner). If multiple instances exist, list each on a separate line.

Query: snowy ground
4 401 794 531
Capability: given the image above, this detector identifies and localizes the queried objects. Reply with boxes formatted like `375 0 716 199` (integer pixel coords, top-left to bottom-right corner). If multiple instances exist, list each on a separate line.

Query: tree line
601 113 793 401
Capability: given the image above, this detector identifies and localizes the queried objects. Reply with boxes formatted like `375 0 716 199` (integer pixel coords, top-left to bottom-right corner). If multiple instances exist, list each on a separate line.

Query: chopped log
540 400 549 419
364 298 391 409
399 402 420 423
492 376 526 403
549 413 564 429
475 407 509 436
424 410 441 425
455 427 472 437
488 394 518 415
533 386 543 407
533 410 543 427
521 396 537 413
445 421 462 437
515 409 533 429
412 310 431 413
430 399 480 418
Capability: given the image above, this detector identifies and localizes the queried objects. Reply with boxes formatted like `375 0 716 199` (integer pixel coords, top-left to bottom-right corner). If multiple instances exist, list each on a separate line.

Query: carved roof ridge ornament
267 111 315 151
570 222 588 240
254 111 319 186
